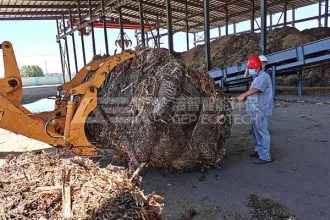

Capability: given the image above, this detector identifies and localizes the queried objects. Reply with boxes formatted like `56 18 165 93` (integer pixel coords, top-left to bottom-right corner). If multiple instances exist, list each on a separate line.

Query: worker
244 55 272 78
237 56 273 165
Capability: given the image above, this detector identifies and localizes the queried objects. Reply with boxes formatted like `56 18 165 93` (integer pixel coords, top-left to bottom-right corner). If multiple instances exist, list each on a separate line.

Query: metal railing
209 37 330 96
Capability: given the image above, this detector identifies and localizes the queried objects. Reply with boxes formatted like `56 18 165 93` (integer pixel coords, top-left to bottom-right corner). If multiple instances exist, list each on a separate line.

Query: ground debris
273 100 290 108
180 209 199 220
0 152 163 220
246 194 297 220
275 99 330 106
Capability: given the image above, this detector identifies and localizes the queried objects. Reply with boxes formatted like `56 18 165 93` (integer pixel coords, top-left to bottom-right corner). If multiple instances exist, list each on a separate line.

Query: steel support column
185 0 189 51
193 33 196 47
204 0 211 71
62 14 72 80
166 0 174 53
145 32 149 47
56 19 66 83
77 0 86 65
101 0 109 55
298 69 303 96
319 0 322 27
218 26 221 37
88 0 96 56
272 66 276 99
283 0 288 27
269 12 273 30
233 23 236 34
292 7 295 27
325 0 329 28
251 0 255 33
139 0 145 47
69 8 78 73
260 0 267 55
225 4 229 36
156 14 160 48
118 8 125 51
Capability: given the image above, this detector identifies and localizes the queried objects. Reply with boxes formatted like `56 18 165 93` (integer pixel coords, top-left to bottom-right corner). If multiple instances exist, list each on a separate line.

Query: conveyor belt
209 37 330 95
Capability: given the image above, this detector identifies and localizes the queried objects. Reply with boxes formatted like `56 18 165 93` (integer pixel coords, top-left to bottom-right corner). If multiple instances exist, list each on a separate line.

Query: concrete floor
22 85 58 104
142 100 330 220
2 87 330 220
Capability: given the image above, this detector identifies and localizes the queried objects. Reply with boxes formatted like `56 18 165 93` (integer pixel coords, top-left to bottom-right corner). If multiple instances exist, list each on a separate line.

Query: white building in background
43 72 61 77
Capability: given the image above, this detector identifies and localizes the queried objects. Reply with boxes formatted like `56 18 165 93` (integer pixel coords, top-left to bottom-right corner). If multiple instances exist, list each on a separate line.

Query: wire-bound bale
85 48 232 171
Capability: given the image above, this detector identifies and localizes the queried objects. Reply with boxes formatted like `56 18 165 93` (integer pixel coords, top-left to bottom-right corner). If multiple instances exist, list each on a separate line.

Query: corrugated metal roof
0 0 319 33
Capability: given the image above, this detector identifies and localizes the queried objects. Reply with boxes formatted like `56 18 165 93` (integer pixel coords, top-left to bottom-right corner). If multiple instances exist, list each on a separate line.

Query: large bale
85 48 232 171
0 153 163 219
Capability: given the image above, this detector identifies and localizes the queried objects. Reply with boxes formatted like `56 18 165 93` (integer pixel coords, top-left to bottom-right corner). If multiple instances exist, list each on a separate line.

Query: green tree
20 65 44 77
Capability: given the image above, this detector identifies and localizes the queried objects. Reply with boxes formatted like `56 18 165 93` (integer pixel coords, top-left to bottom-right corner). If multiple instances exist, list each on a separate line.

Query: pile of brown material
85 47 232 171
0 153 163 219
183 33 260 70
246 194 297 220
182 27 330 87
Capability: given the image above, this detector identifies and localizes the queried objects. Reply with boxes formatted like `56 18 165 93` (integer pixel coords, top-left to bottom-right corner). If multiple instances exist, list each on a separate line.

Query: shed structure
0 0 328 81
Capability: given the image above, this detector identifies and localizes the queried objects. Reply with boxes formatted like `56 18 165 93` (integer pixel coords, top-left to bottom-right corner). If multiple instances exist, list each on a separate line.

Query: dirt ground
141 97 330 220
0 93 329 220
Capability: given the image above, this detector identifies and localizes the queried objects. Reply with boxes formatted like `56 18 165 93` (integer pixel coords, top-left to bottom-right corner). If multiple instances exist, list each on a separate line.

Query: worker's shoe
249 152 259 158
253 158 271 165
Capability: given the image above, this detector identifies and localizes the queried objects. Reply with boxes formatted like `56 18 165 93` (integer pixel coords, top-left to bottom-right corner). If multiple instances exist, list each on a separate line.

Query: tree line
20 65 44 77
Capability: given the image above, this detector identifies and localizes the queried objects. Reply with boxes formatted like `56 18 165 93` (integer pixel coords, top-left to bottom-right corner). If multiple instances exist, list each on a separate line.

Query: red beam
92 21 156 30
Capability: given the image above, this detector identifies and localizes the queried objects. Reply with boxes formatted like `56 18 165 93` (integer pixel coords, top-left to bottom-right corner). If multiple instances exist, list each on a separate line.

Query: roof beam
214 0 251 10
181 0 238 21
0 4 98 9
0 16 65 21
123 5 200 24
85 0 118 17
136 0 198 14
0 11 86 16
120 12 187 28
172 0 203 9
57 0 129 40
148 0 294 38
12 0 100 1
154 0 258 30
185 0 296 31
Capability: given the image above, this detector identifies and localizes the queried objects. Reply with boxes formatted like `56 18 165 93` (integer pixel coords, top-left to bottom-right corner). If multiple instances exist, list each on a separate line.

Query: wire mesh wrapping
85 48 232 171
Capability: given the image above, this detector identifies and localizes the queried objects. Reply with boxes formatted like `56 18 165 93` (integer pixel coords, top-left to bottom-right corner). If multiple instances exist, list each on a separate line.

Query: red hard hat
247 56 262 69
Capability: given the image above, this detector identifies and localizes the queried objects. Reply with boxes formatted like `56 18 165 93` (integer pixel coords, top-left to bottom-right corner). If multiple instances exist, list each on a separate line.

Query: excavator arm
0 41 135 156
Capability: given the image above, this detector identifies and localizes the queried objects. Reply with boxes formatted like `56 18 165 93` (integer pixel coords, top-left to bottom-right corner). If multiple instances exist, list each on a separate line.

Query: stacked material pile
183 33 260 70
85 47 232 171
0 153 163 219
182 27 330 86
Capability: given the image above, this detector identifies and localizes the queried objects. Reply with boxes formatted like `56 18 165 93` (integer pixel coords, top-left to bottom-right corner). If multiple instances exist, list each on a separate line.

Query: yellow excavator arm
0 41 135 156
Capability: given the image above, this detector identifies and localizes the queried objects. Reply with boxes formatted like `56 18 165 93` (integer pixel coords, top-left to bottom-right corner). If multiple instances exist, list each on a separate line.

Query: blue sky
0 3 327 75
